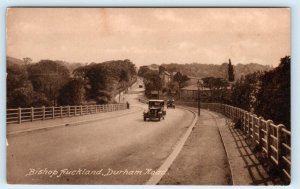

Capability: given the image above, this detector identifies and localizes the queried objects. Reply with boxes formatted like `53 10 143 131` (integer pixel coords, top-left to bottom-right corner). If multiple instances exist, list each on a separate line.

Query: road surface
7 81 195 184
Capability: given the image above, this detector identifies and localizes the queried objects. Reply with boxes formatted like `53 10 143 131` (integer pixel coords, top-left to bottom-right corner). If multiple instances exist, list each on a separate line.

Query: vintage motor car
143 99 166 121
167 99 175 109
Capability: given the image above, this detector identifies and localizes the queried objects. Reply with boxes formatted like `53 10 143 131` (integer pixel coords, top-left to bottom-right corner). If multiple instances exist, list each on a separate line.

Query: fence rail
7 104 127 124
178 101 291 182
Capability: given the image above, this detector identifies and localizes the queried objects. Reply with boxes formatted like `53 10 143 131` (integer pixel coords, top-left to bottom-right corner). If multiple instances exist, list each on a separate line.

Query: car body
143 99 166 121
167 99 175 109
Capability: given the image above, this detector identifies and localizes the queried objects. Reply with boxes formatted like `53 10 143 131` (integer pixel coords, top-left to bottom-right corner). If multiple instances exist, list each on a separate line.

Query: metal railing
178 101 291 182
7 104 127 124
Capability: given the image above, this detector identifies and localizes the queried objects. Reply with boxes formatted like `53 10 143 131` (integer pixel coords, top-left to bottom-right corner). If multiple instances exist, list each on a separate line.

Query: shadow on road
228 125 282 185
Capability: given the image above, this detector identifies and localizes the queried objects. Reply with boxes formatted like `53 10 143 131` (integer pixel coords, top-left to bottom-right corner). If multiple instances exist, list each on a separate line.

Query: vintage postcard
6 8 290 185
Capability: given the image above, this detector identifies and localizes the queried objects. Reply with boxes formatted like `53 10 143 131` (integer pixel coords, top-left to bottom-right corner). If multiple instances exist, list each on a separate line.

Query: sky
6 8 290 67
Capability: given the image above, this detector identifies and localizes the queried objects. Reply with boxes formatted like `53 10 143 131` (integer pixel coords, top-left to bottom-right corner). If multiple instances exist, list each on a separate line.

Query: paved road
7 82 195 184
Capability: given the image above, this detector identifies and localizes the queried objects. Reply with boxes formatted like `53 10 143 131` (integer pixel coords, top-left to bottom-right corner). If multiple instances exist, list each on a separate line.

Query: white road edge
145 106 198 185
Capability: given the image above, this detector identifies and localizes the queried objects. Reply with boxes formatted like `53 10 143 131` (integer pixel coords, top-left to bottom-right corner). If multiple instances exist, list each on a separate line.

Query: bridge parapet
178 101 291 183
7 104 127 125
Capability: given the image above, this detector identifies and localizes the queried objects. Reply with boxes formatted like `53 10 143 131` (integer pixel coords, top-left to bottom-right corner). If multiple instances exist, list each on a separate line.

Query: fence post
31 107 34 122
42 106 45 120
52 106 55 119
248 113 252 138
18 107 22 124
80 105 82 115
60 106 63 118
68 106 70 117
266 120 273 159
251 115 255 140
257 117 262 145
277 124 285 167
243 111 246 132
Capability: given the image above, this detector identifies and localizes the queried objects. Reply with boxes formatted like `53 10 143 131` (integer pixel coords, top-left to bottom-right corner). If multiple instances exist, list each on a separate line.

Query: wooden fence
178 101 291 182
7 104 127 124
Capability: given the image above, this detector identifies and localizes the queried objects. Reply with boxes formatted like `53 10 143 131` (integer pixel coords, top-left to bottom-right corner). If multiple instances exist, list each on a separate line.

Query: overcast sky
6 8 290 67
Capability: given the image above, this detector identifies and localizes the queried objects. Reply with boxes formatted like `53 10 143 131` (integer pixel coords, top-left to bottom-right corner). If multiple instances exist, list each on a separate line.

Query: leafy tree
23 57 32 65
159 65 166 74
230 56 290 128
57 79 86 106
118 69 130 102
143 70 163 97
73 59 137 104
202 77 229 101
173 72 190 88
27 60 70 106
228 59 235 82
230 72 262 110
255 56 290 128
138 66 151 77
167 81 180 94
7 62 29 94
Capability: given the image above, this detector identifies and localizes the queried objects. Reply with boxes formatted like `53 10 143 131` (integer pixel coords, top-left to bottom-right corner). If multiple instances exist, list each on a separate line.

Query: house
180 83 211 100
160 70 171 88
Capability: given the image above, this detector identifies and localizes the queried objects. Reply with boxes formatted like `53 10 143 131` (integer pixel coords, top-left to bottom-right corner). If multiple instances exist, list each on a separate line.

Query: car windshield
149 101 163 107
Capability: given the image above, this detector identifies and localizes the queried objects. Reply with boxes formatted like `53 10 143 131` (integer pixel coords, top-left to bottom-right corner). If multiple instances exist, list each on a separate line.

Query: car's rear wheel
144 117 146 121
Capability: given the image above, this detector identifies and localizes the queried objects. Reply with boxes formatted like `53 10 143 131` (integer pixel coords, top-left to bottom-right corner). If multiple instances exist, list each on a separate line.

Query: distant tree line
7 58 137 108
231 56 290 128
159 62 271 80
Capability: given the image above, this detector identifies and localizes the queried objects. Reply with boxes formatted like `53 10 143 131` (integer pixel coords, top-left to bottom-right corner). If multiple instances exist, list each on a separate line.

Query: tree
159 65 166 74
73 59 137 104
138 66 151 77
202 77 229 101
57 79 86 106
230 72 261 110
143 70 163 97
27 60 70 106
230 56 290 128
23 57 32 65
228 59 235 82
173 72 190 88
118 69 129 102
255 56 290 128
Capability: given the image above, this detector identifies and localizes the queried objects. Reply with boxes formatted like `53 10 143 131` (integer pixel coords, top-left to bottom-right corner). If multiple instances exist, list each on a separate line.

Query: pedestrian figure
126 101 130 109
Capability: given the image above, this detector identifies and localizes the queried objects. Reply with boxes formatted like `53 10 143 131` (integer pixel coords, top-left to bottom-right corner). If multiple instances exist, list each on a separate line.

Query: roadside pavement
158 108 232 185
159 107 278 185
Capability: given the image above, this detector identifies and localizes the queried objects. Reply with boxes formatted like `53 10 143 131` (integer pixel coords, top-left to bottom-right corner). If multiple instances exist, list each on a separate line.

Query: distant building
180 83 231 101
180 83 211 100
160 70 171 88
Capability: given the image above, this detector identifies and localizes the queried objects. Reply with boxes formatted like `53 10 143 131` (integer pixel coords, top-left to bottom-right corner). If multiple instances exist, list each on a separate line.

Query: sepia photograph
6 8 290 185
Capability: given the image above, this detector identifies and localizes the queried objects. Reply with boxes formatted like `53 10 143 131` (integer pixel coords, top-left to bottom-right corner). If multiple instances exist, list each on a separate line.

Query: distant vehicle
139 85 143 88
167 99 175 109
143 99 166 121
